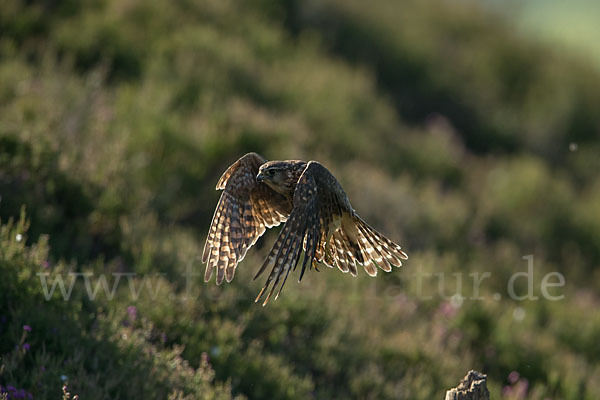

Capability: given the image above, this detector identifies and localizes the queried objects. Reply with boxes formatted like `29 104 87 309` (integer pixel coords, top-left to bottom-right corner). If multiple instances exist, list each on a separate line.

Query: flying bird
203 152 408 305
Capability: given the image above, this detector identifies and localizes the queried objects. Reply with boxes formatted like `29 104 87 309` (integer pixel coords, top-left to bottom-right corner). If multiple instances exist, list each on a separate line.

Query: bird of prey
203 152 408 305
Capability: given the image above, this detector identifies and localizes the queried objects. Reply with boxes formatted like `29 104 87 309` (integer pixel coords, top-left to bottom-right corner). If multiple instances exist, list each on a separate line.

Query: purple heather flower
23 325 32 332
22 343 30 351
6 386 16 392
518 378 529 394
508 370 520 384
438 301 456 318
127 306 137 320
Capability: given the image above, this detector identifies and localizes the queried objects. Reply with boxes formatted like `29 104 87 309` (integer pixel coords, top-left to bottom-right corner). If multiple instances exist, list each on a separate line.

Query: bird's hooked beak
256 172 265 182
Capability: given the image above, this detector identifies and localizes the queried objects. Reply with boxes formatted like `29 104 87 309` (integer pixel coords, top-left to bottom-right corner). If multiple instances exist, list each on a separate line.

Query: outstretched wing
203 153 292 284
253 161 349 305
253 161 408 305
327 214 408 277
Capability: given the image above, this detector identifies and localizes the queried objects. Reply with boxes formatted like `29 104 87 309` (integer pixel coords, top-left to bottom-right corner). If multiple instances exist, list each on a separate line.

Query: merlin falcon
203 153 408 305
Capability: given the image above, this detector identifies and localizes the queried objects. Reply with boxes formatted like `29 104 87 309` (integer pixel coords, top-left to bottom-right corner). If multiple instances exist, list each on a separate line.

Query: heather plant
0 213 239 399
1 0 600 398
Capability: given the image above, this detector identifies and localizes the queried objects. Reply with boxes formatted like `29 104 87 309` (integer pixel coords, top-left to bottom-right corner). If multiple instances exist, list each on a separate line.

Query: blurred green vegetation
489 0 600 68
1 0 600 398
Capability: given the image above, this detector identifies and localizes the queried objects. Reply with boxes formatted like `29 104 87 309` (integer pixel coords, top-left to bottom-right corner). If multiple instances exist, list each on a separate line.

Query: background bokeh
1 0 600 398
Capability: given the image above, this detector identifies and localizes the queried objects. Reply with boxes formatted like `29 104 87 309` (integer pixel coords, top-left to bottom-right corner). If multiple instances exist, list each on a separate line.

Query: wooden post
445 370 490 400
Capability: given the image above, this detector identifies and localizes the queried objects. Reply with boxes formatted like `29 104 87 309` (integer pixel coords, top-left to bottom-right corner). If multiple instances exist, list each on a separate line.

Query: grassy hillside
1 0 600 398
487 0 600 67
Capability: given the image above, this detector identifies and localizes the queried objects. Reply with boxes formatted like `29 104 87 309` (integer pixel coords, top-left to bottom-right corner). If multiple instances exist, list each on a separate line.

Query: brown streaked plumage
203 152 408 305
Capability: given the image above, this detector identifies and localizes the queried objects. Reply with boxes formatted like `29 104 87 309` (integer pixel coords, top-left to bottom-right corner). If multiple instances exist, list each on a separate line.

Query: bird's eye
267 169 276 176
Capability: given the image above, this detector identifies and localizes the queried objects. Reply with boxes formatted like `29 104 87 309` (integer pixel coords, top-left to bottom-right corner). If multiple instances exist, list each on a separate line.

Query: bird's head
257 161 306 196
